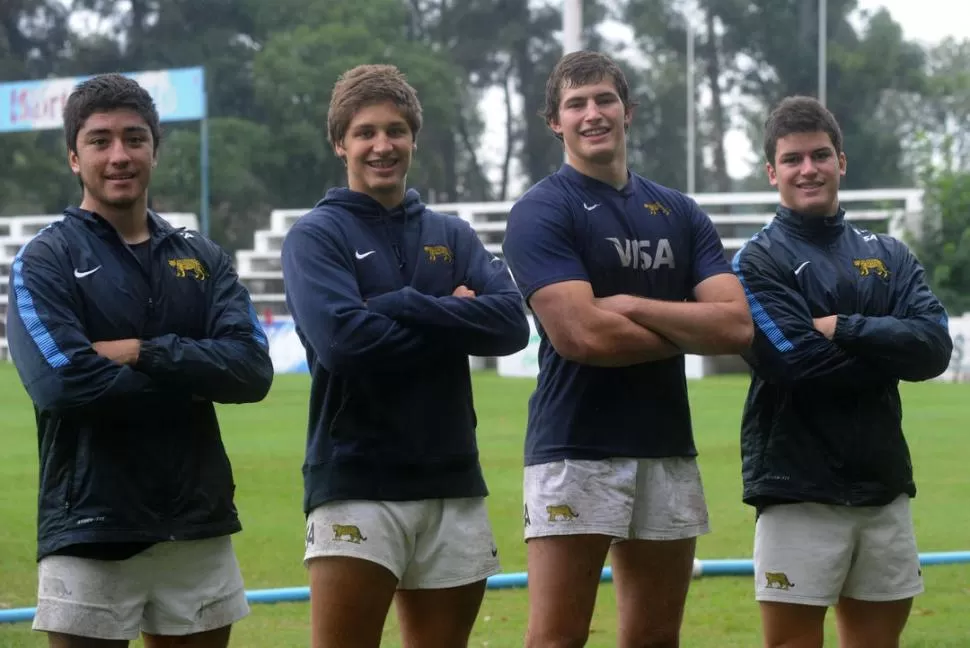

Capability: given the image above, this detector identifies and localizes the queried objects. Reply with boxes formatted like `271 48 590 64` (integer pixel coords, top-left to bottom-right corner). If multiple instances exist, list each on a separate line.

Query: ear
838 151 847 177
334 139 347 161
548 116 563 137
765 162 778 187
624 104 635 129
68 148 80 175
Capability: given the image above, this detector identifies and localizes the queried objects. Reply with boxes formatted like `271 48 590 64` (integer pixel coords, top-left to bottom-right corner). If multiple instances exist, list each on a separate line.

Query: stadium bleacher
0 189 927 371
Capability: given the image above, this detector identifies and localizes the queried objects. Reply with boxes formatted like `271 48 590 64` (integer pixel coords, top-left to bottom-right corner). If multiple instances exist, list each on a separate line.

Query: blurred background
0 0 968 374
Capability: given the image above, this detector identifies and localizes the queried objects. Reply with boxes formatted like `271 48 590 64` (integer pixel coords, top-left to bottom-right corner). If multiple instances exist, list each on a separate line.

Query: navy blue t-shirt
502 164 731 465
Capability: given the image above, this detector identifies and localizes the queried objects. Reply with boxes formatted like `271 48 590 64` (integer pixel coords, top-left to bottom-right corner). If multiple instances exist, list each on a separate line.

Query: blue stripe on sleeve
732 244 795 353
11 248 70 369
247 301 269 348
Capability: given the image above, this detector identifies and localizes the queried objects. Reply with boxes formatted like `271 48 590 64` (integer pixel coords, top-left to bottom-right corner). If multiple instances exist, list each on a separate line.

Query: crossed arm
527 274 753 367
733 241 951 385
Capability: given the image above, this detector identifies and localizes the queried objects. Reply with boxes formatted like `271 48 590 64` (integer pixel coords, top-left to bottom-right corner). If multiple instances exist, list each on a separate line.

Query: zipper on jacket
380 216 406 275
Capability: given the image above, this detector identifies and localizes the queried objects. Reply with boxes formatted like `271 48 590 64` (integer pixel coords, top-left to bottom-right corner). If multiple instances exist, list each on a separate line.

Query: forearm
136 335 274 403
618 297 752 355
367 287 529 357
566 309 682 367
832 314 952 382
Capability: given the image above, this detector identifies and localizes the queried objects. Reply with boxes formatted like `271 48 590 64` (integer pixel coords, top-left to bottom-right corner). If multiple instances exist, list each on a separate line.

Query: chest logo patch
424 245 453 263
852 258 890 280
644 202 671 216
606 237 676 270
168 258 208 281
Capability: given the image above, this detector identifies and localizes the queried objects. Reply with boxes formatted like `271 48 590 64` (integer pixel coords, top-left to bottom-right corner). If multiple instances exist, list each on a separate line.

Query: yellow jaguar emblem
546 504 580 522
764 571 795 590
853 258 890 280
331 524 367 544
168 258 208 281
424 245 453 263
644 202 671 216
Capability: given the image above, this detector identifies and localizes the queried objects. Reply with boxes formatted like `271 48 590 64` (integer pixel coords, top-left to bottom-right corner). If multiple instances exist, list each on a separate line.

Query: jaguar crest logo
168 258 208 281
764 571 795 590
331 524 367 544
546 504 580 522
424 245 453 263
644 202 671 216
853 258 890 280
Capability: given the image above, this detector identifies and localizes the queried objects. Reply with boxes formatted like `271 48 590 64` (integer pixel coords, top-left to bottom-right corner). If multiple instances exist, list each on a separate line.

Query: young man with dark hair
732 95 953 648
501 50 754 648
6 73 274 647
281 63 530 648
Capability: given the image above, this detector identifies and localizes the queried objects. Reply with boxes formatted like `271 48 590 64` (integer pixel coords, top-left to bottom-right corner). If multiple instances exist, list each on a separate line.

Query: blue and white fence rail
2 552 969 624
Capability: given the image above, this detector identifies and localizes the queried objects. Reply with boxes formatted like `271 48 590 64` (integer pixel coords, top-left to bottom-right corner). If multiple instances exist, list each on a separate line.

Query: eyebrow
781 147 833 157
351 121 408 131
565 91 617 102
83 126 151 137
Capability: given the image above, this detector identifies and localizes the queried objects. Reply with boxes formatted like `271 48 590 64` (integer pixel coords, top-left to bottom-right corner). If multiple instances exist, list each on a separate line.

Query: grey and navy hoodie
282 188 530 514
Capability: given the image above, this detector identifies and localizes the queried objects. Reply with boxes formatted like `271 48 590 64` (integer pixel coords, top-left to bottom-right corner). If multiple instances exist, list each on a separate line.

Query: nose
372 132 393 154
582 99 603 122
108 139 132 166
798 156 817 176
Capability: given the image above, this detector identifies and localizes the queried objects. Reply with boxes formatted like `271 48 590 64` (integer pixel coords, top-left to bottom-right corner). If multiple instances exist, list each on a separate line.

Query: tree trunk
702 5 731 193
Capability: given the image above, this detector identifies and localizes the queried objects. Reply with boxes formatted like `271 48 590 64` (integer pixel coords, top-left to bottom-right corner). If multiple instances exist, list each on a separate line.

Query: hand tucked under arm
596 274 753 356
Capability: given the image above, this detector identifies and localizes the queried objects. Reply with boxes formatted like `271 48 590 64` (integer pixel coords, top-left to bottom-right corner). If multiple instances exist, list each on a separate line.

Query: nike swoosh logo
73 266 102 278
355 250 376 260
583 202 600 211
794 261 811 276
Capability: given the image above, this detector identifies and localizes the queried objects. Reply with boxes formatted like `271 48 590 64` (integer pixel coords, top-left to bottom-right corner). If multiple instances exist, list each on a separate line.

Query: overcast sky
480 0 970 194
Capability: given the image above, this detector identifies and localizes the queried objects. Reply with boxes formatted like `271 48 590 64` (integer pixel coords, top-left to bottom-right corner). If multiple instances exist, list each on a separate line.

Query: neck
780 200 840 219
349 180 407 211
566 151 628 190
80 194 150 244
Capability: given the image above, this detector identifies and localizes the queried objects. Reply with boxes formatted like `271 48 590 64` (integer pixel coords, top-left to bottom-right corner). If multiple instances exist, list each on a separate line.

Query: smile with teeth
367 159 397 169
106 174 135 181
581 127 609 138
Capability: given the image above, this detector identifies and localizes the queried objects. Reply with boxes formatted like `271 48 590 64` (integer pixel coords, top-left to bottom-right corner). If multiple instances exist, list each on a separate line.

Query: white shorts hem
629 522 711 541
304 550 403 580
400 564 501 591
755 592 835 607
32 599 135 641
841 585 925 603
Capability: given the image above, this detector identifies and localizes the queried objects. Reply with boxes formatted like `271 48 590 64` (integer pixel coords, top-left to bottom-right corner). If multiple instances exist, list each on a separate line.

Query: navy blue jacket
281 188 530 514
6 208 273 560
733 207 952 508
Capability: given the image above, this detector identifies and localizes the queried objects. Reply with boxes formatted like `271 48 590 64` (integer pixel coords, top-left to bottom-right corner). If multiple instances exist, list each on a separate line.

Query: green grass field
0 364 968 647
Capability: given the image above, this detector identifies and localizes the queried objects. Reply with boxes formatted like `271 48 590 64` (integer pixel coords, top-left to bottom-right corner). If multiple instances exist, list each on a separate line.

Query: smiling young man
6 74 274 648
732 96 953 648
281 64 530 648
501 50 753 647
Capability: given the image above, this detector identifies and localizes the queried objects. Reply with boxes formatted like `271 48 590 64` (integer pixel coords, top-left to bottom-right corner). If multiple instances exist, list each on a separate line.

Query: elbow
722 307 755 354
733 319 756 353
550 328 603 364
243 361 275 402
501 320 532 356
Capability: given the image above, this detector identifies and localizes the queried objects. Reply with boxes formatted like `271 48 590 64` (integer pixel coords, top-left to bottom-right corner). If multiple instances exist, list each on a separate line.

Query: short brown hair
327 64 422 150
541 51 637 129
763 96 843 165
64 73 161 154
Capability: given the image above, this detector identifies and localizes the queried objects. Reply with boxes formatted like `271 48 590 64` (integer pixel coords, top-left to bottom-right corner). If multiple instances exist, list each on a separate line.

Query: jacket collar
775 204 846 243
64 206 181 243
